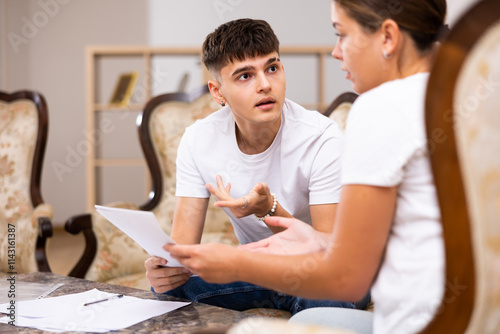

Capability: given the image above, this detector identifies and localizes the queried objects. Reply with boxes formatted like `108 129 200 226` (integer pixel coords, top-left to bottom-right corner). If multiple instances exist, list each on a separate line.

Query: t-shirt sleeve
308 123 344 204
175 127 210 198
341 94 420 187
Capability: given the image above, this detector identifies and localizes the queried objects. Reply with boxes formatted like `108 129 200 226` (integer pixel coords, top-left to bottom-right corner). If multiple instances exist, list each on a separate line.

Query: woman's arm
166 184 397 301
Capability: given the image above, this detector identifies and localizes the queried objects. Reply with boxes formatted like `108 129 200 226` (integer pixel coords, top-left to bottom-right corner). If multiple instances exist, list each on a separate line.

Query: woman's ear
380 19 399 59
208 80 225 106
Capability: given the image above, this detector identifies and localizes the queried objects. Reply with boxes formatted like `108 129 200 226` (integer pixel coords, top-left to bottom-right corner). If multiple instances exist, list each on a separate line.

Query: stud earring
383 50 392 59
221 101 225 107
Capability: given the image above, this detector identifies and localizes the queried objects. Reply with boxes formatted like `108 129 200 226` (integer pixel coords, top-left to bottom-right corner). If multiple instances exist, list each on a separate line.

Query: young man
144 18 368 314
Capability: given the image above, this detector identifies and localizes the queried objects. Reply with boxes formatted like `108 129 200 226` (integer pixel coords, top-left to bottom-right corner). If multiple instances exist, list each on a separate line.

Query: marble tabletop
0 272 255 334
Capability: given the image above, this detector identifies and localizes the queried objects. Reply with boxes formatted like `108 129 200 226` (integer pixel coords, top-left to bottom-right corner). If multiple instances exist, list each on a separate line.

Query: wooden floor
46 227 86 275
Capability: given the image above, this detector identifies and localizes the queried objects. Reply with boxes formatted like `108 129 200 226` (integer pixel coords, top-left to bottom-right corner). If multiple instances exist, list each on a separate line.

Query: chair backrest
0 90 53 273
422 0 500 333
138 85 236 242
80 86 237 284
322 92 358 132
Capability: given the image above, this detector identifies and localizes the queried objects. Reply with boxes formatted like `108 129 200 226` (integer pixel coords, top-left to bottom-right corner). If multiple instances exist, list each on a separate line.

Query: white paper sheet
94 205 183 267
0 281 63 304
0 288 190 332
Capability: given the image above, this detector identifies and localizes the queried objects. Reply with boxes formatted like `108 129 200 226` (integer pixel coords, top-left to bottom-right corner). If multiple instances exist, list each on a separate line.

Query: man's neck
235 117 281 154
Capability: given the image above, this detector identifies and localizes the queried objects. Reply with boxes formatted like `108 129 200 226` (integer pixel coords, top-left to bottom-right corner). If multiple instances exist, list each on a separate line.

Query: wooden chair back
0 90 53 273
423 0 500 332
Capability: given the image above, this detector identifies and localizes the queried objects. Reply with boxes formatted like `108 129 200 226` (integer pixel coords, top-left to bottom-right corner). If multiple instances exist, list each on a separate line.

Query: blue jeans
162 276 370 315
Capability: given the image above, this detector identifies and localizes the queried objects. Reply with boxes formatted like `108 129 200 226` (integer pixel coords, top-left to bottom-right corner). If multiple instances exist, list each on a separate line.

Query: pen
84 294 124 306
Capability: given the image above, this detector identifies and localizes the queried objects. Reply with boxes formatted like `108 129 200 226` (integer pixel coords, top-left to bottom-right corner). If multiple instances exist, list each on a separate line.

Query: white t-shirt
341 73 445 334
176 98 344 244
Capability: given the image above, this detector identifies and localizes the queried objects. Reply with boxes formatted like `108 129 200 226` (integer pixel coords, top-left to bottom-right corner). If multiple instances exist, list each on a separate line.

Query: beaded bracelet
254 193 277 222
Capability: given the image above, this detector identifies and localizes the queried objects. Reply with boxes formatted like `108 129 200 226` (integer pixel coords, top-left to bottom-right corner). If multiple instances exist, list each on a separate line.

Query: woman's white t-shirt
176 99 344 244
341 73 445 334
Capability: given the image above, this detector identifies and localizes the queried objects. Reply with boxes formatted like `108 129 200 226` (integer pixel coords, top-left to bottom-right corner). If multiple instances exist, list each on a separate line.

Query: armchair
0 90 53 274
66 86 236 289
422 0 500 332
322 92 358 132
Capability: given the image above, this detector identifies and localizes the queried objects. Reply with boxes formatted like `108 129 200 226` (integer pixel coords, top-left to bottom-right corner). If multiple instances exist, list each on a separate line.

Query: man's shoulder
185 107 232 132
283 99 336 133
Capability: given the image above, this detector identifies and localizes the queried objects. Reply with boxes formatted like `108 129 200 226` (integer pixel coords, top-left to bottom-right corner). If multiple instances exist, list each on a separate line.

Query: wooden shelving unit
85 45 333 211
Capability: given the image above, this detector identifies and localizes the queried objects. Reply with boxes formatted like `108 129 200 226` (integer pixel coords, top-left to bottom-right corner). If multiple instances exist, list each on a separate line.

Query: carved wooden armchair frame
0 90 53 273
65 86 216 279
422 0 500 332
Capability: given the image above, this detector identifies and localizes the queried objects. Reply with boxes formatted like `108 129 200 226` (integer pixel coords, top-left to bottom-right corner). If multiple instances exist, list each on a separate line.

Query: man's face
215 52 286 127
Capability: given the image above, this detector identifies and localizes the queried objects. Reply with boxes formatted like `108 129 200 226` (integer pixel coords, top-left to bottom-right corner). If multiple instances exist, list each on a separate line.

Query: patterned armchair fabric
422 1 500 333
70 87 236 290
322 92 358 132
0 91 53 274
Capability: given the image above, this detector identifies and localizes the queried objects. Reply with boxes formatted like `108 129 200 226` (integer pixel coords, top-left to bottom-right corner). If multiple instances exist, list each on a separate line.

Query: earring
221 101 225 107
383 50 392 59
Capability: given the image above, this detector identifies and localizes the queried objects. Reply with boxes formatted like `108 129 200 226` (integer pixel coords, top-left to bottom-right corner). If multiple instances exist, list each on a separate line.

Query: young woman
165 1 448 333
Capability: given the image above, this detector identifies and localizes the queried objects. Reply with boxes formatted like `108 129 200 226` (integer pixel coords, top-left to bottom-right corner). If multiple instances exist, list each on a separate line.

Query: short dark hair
202 18 280 75
334 0 447 52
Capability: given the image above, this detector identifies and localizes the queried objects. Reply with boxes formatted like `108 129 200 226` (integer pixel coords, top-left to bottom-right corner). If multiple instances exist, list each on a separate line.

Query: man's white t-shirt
341 73 445 334
176 98 344 244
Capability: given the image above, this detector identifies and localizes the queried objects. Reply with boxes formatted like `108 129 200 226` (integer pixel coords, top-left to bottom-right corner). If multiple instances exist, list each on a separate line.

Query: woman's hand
164 243 240 284
238 216 330 255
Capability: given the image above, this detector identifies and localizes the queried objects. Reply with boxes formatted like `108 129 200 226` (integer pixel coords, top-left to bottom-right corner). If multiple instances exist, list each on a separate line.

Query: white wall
448 0 477 25
147 0 480 103
1 0 480 226
2 0 149 225
148 0 352 105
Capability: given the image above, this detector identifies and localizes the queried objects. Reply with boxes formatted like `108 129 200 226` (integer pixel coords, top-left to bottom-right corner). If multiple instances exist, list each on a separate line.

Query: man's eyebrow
266 57 281 66
230 57 281 78
231 65 255 78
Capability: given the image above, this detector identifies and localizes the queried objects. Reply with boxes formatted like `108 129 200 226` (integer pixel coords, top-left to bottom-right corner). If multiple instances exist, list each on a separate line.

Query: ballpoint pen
83 294 124 306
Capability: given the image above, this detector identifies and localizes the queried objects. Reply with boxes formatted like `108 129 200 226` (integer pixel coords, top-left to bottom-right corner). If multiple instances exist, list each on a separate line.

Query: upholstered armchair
0 90 53 274
65 86 236 290
322 92 358 132
422 0 500 332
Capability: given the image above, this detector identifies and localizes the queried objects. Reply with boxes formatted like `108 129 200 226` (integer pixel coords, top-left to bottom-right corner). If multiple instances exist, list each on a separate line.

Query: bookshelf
85 45 333 210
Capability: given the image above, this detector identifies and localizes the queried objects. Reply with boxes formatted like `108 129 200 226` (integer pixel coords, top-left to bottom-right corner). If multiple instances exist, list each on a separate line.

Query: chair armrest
36 216 53 272
65 213 97 278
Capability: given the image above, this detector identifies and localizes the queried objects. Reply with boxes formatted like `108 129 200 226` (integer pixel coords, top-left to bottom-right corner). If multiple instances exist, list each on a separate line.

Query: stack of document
0 288 190 332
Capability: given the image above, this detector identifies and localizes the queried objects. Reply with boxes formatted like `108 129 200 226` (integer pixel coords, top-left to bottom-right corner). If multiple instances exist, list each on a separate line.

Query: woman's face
330 2 388 94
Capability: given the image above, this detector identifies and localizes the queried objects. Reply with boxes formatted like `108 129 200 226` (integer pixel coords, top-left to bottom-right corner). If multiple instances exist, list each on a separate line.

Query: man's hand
164 243 240 284
206 175 275 218
238 216 330 255
144 256 191 293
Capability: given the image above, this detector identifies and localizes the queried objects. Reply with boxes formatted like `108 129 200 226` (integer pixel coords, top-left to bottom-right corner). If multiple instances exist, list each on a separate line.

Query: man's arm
145 196 208 293
310 203 337 233
171 197 210 244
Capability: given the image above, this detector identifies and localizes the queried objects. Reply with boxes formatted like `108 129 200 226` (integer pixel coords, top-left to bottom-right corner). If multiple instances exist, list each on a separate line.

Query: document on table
94 205 182 267
0 288 190 333
0 281 63 304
